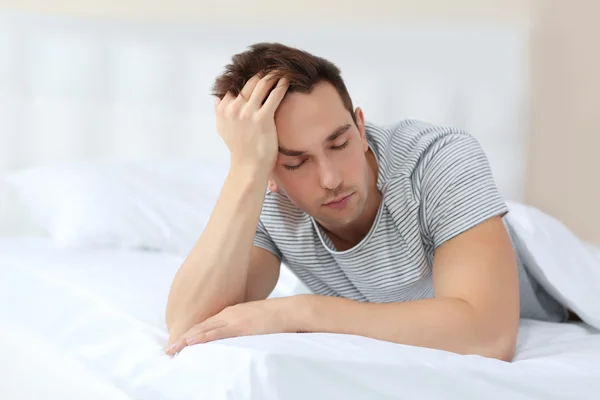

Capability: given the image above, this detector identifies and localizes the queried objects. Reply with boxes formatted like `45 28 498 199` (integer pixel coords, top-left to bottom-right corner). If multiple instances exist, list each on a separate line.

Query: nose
318 157 343 190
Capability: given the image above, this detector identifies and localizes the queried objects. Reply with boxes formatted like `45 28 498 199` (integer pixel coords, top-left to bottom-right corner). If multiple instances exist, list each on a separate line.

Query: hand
215 73 290 173
165 297 294 355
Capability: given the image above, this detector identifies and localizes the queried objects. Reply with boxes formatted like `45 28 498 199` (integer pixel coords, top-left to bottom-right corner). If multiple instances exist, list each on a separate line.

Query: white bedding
1 237 600 399
1 325 132 400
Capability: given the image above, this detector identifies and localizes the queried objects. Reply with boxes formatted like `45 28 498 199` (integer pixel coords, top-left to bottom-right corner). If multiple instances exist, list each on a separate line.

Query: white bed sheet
1 237 600 400
1 325 133 400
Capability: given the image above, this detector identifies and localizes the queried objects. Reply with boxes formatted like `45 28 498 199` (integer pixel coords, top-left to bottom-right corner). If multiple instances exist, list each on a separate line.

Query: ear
354 107 368 152
268 176 279 192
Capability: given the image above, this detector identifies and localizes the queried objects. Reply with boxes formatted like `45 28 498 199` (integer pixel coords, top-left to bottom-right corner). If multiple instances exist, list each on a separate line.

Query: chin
322 207 361 227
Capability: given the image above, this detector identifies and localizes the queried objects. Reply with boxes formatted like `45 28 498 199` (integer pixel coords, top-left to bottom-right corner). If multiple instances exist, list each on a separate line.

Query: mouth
323 192 354 208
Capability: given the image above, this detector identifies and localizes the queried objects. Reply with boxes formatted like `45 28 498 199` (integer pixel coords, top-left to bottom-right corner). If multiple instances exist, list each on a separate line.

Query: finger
164 318 217 355
185 320 228 345
238 74 262 102
217 91 236 110
187 327 237 345
261 78 290 113
214 95 221 109
248 73 280 109
165 336 188 356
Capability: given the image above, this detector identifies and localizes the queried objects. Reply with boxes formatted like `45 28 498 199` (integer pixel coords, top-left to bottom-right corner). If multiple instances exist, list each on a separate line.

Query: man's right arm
165 167 280 345
165 72 289 346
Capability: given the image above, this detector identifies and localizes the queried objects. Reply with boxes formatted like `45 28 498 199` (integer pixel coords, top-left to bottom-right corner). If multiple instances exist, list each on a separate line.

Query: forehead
274 82 352 148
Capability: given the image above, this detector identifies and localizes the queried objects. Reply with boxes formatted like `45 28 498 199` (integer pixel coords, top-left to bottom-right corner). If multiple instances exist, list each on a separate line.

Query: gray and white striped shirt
254 120 568 322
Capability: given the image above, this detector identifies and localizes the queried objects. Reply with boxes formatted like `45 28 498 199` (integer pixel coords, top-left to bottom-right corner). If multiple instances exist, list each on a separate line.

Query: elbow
482 341 516 362
464 300 519 362
164 290 178 334
165 316 189 347
493 334 517 362
476 330 517 362
165 298 193 345
164 309 180 345
464 306 518 362
165 286 188 342
165 312 177 339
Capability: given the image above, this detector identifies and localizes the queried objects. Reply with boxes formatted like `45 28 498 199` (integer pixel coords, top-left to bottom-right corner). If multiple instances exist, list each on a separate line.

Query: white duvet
1 202 600 400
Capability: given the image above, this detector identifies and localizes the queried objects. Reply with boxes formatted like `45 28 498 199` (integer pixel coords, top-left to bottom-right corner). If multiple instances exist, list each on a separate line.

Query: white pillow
4 159 230 254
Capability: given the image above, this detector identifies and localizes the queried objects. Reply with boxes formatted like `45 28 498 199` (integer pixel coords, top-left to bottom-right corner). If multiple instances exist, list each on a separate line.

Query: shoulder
259 190 311 229
366 119 479 185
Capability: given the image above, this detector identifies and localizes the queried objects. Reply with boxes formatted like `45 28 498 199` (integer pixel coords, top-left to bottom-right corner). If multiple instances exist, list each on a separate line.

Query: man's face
271 81 371 230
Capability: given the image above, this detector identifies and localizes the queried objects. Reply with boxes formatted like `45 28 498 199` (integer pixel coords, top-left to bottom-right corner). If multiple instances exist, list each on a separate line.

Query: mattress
1 237 600 400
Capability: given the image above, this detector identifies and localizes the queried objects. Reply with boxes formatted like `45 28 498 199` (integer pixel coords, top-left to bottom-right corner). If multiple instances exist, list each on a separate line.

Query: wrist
229 160 272 184
280 294 315 333
227 164 269 192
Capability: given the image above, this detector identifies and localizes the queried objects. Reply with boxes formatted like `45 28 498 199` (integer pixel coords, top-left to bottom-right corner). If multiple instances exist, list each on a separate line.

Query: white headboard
0 10 529 235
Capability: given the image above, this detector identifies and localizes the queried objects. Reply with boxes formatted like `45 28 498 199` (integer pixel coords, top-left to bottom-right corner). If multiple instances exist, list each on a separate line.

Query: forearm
165 166 269 341
290 295 515 361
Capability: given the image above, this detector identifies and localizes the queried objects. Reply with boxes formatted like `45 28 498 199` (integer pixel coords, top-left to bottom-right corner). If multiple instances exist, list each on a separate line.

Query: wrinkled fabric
1 217 599 400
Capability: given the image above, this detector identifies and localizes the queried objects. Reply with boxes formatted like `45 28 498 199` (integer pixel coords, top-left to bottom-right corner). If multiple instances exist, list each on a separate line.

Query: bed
1 8 600 400
1 237 600 400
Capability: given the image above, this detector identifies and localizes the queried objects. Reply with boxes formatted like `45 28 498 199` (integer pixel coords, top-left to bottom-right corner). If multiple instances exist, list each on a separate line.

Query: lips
323 192 354 207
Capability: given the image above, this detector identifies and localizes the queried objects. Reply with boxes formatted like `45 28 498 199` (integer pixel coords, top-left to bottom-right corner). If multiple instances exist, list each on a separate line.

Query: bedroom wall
2 0 598 245
0 0 529 23
527 0 600 245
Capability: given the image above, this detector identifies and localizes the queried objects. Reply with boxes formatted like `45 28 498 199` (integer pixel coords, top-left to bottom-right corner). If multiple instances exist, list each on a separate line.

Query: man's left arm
288 214 520 361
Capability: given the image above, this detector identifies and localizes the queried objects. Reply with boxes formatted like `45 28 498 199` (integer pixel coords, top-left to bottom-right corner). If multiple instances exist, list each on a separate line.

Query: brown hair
211 42 356 123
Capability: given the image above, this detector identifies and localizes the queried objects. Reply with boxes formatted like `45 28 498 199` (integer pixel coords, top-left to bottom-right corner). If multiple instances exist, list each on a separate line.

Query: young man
164 43 570 361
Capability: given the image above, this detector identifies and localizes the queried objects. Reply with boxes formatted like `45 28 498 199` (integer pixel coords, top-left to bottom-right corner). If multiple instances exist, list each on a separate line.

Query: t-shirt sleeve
418 132 509 249
253 218 283 260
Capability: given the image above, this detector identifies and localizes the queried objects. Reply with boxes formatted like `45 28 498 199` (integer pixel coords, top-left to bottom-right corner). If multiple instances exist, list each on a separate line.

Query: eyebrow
278 124 352 157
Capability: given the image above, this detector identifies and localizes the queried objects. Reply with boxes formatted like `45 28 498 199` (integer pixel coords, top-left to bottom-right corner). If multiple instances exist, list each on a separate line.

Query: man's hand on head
215 73 289 175
165 296 299 355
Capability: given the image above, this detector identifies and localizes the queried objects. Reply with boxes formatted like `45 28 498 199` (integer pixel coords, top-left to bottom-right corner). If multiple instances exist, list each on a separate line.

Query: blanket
505 201 600 329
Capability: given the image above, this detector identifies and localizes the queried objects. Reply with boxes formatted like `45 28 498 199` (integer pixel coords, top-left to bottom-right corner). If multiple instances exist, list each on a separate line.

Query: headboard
0 10 529 235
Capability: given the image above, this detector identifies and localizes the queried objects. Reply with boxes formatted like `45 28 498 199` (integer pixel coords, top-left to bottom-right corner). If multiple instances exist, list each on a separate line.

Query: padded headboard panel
0 10 529 235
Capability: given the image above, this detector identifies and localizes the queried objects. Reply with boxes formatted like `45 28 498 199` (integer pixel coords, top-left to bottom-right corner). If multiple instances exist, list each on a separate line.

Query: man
164 42 571 361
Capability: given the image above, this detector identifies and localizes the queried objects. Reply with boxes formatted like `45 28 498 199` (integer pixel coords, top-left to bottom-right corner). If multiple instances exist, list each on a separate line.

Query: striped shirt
254 120 568 322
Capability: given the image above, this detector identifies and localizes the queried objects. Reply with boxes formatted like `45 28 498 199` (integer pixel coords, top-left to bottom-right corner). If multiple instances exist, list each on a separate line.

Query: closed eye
283 140 348 171
331 141 349 150
283 160 306 171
